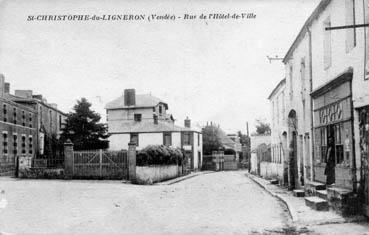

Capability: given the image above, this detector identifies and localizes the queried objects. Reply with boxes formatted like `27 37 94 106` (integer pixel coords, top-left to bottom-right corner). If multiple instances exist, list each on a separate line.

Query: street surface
0 171 368 234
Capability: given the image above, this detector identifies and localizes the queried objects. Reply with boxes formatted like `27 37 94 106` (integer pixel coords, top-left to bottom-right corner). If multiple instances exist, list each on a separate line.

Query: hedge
136 145 184 166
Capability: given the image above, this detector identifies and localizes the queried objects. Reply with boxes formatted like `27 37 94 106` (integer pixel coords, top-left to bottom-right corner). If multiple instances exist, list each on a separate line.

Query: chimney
124 89 136 106
4 83 10 94
153 114 158 124
0 74 4 97
184 117 191 128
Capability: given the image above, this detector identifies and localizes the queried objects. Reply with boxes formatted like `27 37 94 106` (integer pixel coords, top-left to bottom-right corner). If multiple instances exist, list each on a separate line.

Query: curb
245 173 299 222
158 171 215 185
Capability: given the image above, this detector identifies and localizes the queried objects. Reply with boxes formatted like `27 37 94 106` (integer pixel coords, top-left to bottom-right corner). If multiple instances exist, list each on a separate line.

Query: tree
202 124 222 155
255 119 271 135
61 98 109 150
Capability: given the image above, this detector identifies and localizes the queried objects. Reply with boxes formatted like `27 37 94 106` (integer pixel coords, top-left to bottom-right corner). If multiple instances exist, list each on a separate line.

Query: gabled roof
283 0 331 63
268 78 286 100
105 94 168 110
110 120 200 134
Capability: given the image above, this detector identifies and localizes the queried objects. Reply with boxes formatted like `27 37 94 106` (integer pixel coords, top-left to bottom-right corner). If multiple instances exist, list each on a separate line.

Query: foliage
136 145 184 166
61 98 109 150
255 119 271 135
202 124 222 155
237 131 250 146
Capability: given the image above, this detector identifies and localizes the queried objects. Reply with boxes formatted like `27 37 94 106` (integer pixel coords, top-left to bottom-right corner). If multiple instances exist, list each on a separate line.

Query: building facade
277 0 369 215
10 90 67 161
0 75 37 175
268 78 288 185
105 89 203 171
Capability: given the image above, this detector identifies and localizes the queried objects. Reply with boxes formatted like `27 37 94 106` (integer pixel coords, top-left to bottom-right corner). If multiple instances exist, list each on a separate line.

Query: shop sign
319 102 343 125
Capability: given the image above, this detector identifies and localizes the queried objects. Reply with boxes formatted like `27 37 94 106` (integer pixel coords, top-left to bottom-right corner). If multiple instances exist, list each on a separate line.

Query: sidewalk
246 173 367 227
157 171 214 185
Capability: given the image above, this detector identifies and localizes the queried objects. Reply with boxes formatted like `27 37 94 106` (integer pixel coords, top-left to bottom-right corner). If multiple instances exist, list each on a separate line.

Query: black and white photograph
1 0 369 234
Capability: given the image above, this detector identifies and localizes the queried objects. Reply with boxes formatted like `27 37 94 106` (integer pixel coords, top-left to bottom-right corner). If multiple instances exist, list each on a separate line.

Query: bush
136 145 184 166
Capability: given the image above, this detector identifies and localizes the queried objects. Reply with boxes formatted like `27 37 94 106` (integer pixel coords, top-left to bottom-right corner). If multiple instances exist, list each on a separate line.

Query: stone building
268 78 288 185
277 0 369 215
9 87 67 165
105 89 203 171
0 75 37 175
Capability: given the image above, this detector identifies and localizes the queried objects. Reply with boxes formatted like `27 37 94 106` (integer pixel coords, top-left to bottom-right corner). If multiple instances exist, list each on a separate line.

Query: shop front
311 71 355 190
359 105 369 216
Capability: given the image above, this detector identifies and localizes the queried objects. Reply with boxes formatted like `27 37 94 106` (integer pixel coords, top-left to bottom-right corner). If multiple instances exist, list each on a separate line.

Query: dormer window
134 114 142 122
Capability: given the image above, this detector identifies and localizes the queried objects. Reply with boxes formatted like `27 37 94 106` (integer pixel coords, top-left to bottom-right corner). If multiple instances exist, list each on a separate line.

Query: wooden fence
72 149 129 179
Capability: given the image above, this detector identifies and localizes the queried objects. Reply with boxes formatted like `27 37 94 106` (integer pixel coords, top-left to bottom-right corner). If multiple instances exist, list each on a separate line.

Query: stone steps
293 189 305 197
305 196 329 211
269 179 279 185
316 189 328 200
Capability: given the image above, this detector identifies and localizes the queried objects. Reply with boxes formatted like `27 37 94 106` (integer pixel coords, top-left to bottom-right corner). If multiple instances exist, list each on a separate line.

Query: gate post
128 142 136 182
64 139 74 179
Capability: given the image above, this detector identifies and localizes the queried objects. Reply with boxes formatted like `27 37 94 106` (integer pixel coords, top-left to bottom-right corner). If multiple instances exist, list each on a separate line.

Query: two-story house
105 89 203 171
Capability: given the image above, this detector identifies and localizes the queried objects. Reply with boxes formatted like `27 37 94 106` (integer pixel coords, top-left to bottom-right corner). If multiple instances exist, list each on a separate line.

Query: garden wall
136 165 179 184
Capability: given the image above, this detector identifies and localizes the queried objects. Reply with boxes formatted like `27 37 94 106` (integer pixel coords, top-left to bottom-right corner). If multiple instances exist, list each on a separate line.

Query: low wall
260 162 283 181
19 168 65 179
136 165 179 184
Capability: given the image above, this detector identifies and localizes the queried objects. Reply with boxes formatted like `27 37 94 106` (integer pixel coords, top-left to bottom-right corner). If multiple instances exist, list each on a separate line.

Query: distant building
0 75 37 175
250 134 271 175
105 89 203 171
8 86 67 163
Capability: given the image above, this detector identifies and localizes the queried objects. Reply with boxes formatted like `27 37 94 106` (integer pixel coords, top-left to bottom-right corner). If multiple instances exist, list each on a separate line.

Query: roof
110 120 200 134
105 94 168 110
7 94 67 116
268 78 286 100
283 0 331 63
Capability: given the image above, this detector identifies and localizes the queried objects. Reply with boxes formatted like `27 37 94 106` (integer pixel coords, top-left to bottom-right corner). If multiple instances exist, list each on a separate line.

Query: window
281 91 285 121
29 136 33 154
345 0 356 52
49 110 52 128
2 132 8 154
134 114 142 122
183 132 191 145
130 133 139 146
320 127 327 163
13 108 17 124
289 65 293 99
21 135 26 154
22 111 26 126
335 124 344 164
59 115 62 129
163 132 172 146
3 104 7 122
301 58 306 100
13 134 17 154
323 17 332 69
159 106 162 114
29 113 33 128
276 96 279 125
198 133 200 146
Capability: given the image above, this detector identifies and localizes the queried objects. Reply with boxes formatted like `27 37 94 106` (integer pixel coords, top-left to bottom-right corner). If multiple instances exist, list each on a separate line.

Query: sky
0 0 320 134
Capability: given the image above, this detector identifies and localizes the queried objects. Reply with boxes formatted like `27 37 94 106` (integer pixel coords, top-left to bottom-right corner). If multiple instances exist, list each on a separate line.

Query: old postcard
0 0 369 234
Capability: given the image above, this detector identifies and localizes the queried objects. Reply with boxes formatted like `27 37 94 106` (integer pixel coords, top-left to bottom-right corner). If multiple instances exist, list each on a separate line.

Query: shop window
29 136 33 154
163 132 172 146
13 134 17 154
130 133 139 146
3 104 7 122
2 132 8 154
21 136 26 154
134 114 142 122
320 128 327 163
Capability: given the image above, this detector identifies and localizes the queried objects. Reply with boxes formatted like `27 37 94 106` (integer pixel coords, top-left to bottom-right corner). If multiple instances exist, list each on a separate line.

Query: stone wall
135 165 179 184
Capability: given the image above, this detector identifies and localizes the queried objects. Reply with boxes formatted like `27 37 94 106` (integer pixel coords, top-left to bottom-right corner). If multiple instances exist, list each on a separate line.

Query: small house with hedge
105 89 203 171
